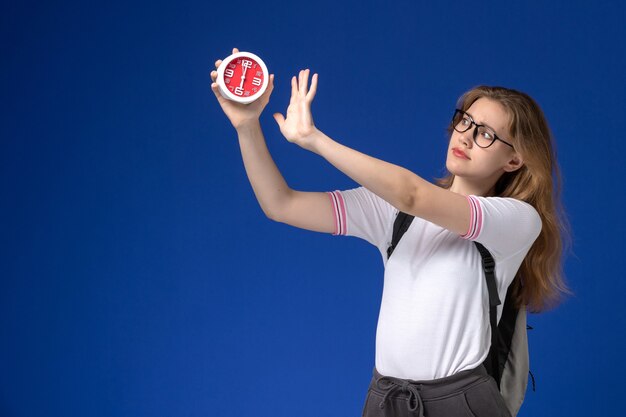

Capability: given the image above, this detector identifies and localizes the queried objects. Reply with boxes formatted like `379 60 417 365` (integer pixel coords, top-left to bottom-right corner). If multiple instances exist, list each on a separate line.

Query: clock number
234 86 244 96
252 77 262 87
224 68 234 78
241 59 253 69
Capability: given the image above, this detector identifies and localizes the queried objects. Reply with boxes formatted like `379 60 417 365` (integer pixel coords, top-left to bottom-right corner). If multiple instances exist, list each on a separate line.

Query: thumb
273 112 285 127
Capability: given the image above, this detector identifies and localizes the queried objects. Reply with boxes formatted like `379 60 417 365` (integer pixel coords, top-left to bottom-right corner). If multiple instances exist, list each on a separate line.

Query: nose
458 128 473 148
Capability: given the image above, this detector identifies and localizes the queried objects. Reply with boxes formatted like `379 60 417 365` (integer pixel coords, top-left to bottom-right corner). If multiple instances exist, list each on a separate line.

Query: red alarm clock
215 51 269 104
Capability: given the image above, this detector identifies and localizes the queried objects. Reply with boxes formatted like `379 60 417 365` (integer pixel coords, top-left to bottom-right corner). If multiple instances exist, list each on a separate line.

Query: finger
290 75 298 104
264 74 275 96
306 73 318 101
298 69 307 96
210 70 217 81
210 81 225 103
273 112 285 127
216 47 238 69
301 69 310 95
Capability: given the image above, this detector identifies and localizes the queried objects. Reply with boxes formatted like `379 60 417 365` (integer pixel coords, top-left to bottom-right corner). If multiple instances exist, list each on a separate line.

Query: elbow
264 203 286 223
264 207 281 222
268 213 283 223
264 189 293 223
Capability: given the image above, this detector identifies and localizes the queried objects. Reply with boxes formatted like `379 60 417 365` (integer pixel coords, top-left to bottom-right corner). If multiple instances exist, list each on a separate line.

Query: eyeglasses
452 109 515 149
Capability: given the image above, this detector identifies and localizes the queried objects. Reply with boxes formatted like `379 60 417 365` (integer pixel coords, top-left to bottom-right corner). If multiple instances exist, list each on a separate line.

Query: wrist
235 119 261 135
307 127 329 154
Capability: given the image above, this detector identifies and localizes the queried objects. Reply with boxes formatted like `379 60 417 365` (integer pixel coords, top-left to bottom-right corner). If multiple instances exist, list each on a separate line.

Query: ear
503 152 524 172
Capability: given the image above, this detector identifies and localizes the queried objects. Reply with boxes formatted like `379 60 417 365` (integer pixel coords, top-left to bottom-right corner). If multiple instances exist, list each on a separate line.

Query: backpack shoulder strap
386 211 414 260
474 243 531 417
473 241 503 387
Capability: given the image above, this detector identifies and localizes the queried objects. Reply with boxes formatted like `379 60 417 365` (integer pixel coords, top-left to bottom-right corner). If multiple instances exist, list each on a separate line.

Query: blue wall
2 1 624 416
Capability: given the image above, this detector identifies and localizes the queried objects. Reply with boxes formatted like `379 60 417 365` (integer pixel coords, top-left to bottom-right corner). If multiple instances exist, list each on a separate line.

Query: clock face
216 52 268 104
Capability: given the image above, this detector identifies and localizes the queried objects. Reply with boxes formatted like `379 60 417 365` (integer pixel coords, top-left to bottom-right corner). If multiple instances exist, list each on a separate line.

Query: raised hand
273 69 319 151
210 47 275 130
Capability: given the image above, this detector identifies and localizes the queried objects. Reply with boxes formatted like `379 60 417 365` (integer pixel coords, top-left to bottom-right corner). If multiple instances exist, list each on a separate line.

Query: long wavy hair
435 85 572 313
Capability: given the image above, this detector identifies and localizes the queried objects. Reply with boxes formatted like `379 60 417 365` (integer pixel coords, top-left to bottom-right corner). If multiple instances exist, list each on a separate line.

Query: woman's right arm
234 120 336 234
211 48 335 234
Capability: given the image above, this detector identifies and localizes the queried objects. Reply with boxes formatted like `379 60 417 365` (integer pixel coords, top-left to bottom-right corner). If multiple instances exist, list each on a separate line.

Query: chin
445 159 459 175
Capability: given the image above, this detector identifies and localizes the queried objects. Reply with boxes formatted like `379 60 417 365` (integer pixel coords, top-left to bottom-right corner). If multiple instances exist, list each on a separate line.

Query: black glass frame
452 109 515 149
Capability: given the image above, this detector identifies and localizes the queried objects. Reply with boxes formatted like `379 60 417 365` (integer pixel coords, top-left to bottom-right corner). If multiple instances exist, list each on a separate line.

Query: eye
461 116 471 125
481 131 493 140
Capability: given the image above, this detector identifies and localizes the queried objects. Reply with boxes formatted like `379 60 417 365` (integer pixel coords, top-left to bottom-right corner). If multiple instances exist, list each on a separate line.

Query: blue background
2 1 624 416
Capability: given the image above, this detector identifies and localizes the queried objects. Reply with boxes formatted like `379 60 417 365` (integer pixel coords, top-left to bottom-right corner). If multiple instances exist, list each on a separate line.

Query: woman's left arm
274 69 472 236
310 130 472 236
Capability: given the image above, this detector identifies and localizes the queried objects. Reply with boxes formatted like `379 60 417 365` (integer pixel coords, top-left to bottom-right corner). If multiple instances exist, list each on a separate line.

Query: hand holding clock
273 68 320 152
210 47 275 130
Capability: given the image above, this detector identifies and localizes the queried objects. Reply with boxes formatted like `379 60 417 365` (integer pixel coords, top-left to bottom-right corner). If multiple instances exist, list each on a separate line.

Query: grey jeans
361 364 512 417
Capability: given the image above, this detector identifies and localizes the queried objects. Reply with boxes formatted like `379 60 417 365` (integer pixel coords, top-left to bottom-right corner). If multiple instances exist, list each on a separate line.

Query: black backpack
385 211 535 417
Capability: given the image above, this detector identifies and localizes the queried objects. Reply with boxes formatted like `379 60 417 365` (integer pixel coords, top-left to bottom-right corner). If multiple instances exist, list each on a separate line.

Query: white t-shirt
326 186 542 380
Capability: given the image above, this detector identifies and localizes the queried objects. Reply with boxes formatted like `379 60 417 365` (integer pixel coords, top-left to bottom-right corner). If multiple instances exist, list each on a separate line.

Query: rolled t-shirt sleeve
460 195 542 260
326 186 398 249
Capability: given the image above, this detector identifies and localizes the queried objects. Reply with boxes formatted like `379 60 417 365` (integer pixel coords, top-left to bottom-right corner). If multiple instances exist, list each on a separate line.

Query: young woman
210 47 570 417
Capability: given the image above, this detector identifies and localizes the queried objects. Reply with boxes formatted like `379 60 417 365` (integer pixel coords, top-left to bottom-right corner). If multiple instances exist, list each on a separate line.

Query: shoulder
464 195 542 259
472 195 541 223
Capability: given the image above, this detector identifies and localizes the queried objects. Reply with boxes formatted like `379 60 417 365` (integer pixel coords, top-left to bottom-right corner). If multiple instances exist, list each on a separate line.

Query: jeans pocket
460 392 479 417
463 379 511 417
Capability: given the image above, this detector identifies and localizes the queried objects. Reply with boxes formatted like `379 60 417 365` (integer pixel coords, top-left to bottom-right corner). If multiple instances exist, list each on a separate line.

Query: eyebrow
465 111 497 132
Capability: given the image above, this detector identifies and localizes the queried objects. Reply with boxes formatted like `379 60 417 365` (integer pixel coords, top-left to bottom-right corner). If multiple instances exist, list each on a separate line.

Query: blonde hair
435 85 572 313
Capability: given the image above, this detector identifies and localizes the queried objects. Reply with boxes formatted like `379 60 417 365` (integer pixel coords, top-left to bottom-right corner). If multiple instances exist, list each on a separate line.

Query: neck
448 176 497 197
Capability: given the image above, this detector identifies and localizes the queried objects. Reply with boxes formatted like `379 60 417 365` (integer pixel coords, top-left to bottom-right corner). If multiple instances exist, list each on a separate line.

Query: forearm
235 120 291 219
310 128 421 211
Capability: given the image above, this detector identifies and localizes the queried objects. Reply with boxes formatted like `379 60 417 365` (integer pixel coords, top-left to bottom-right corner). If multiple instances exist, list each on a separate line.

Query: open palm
273 69 319 150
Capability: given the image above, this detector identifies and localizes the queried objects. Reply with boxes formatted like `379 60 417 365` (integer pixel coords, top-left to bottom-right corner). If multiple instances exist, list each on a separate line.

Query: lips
452 148 470 160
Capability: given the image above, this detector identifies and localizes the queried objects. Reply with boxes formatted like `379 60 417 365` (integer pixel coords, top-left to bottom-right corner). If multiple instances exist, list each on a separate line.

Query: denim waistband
369 365 491 417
